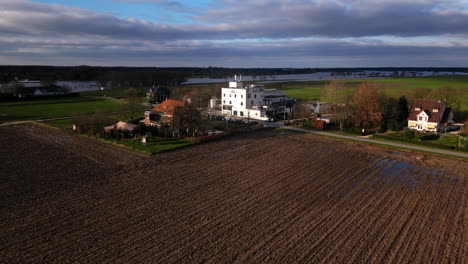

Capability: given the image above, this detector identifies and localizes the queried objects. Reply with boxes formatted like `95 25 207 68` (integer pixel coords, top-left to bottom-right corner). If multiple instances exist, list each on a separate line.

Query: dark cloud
0 0 467 66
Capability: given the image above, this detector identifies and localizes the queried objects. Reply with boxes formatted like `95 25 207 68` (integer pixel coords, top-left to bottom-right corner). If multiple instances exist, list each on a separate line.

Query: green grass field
0 97 122 123
43 118 195 155
106 137 195 154
261 76 468 110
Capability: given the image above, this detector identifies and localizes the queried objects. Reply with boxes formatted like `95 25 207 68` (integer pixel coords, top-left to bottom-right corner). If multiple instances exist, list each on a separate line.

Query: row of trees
320 80 403 133
321 80 464 133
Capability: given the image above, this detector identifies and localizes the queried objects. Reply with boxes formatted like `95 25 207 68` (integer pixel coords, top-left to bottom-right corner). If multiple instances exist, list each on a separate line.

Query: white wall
55 81 100 92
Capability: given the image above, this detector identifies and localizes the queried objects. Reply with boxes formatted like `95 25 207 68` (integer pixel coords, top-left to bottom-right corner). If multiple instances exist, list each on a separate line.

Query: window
254 94 257 98
241 102 243 106
223 100 225 104
433 109 438 112
241 95 243 98
223 93 225 97
248 94 251 98
415 107 420 111
235 94 237 98
229 101 232 104
240 111 244 116
230 94 231 97
251 100 254 105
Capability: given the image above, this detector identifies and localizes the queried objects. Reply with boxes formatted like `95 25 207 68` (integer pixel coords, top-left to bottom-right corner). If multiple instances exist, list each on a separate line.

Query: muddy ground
0 125 466 263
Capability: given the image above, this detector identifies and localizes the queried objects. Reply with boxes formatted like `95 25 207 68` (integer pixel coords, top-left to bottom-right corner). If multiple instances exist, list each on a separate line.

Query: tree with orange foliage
352 82 383 133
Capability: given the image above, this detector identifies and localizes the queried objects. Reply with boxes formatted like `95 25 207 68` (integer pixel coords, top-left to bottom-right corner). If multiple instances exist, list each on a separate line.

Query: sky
1 0 468 67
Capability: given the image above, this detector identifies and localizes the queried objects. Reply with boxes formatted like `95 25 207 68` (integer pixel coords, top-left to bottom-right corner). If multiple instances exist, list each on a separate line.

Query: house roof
264 89 286 97
152 99 184 116
408 99 446 123
104 121 138 132
147 86 170 94
440 107 452 123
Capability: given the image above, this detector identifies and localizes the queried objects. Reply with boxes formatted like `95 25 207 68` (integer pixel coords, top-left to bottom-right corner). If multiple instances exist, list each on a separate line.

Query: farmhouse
146 86 170 103
221 76 293 121
407 99 454 132
143 99 184 127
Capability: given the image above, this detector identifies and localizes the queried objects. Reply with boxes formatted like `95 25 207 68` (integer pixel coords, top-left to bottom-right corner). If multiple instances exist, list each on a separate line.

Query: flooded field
183 71 468 84
0 125 466 263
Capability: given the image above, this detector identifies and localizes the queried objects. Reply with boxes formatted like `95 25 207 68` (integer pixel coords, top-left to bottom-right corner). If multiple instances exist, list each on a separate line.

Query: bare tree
173 103 203 138
321 80 353 132
430 86 461 119
120 88 146 122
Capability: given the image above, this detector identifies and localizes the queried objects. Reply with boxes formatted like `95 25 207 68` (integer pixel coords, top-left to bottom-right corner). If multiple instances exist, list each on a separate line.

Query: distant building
310 100 332 115
18 80 42 88
16 85 68 98
146 86 170 103
55 81 101 92
407 99 454 132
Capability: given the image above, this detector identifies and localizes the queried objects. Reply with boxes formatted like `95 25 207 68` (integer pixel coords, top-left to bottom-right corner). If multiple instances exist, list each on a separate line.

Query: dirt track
0 125 466 263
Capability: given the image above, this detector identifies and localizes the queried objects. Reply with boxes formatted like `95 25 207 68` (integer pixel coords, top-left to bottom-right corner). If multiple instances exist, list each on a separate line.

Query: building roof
408 99 446 123
440 107 452 123
264 89 286 97
147 86 170 94
152 99 184 116
104 121 138 132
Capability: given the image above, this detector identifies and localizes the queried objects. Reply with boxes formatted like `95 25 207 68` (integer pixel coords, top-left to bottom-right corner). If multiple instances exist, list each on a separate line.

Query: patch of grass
81 87 147 98
0 97 121 123
42 118 195 155
205 119 247 130
372 133 467 152
282 88 322 100
104 137 195 154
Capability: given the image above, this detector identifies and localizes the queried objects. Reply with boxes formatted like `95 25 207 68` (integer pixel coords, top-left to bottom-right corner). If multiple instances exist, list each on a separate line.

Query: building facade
221 77 293 121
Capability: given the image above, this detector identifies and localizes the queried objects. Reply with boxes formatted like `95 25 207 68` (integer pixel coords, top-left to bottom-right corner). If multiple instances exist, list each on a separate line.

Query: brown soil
1 125 466 263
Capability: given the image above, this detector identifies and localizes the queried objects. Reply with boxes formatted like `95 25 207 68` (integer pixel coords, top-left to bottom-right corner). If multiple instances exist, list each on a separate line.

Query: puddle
369 159 460 191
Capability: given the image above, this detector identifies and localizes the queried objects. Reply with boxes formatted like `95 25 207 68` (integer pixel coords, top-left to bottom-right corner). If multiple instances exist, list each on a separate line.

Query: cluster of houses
106 77 459 138
4 76 458 137
0 79 104 98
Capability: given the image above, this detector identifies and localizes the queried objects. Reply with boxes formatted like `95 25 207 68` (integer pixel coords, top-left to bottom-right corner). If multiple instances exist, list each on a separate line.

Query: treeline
0 65 187 87
1 65 467 84
315 80 464 134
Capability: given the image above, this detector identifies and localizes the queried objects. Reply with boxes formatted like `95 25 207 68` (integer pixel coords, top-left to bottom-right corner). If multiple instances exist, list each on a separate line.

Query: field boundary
281 126 468 159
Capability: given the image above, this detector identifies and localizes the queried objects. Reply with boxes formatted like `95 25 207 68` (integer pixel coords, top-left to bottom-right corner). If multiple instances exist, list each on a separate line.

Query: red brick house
407 99 454 132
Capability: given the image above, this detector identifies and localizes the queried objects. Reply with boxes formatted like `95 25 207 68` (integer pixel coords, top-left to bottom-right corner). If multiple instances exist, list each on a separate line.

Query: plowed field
1 125 466 263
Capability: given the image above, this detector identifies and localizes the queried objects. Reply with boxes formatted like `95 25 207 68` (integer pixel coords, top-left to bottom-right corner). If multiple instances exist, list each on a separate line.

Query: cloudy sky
1 0 468 67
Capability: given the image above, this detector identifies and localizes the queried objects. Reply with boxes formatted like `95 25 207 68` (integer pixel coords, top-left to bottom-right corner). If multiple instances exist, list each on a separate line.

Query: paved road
281 126 468 158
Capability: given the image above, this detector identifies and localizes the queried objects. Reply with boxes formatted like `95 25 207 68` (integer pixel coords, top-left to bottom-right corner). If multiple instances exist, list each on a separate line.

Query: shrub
402 129 415 140
419 134 440 141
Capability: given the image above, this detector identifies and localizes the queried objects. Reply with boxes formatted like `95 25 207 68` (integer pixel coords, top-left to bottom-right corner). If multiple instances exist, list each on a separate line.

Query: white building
18 80 41 87
54 81 101 92
221 76 269 120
